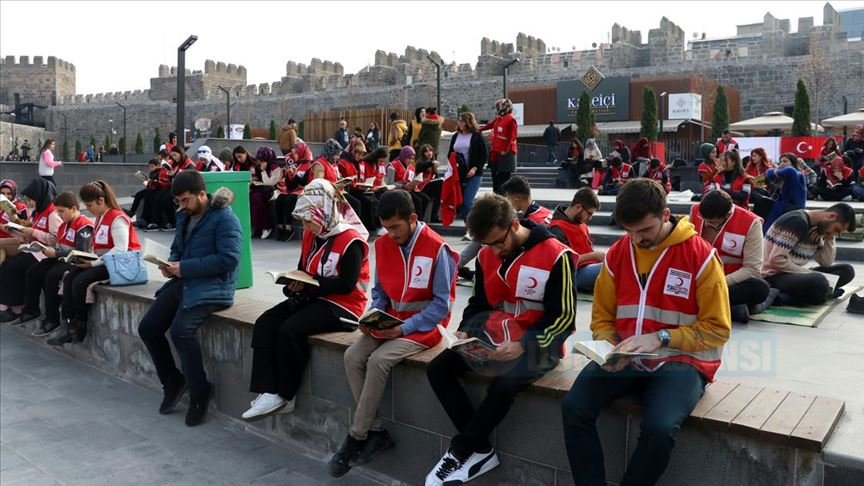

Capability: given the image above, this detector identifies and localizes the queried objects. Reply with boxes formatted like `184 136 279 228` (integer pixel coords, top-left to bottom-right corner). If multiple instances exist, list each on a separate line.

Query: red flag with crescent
779 136 842 159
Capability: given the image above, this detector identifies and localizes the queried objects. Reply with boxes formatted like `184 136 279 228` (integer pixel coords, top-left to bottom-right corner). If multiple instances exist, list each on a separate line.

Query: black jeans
0 253 38 306
137 279 227 397
421 180 442 221
274 193 299 227
249 298 353 400
23 258 70 325
426 348 556 457
765 264 855 306
728 277 771 309
61 265 110 323
562 362 706 486
490 167 512 195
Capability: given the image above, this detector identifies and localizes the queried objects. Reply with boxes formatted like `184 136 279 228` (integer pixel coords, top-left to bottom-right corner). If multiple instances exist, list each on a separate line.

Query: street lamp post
426 55 442 114
842 96 848 139
9 113 15 155
177 35 198 149
657 91 667 142
217 85 230 138
116 102 127 163
503 58 520 99
56 111 68 159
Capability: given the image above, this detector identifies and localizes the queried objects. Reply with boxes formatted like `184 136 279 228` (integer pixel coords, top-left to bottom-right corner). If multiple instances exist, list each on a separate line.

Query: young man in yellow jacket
561 179 731 486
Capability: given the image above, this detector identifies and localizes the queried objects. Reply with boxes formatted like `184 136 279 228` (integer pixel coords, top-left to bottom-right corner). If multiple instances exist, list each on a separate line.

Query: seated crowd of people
0 112 860 486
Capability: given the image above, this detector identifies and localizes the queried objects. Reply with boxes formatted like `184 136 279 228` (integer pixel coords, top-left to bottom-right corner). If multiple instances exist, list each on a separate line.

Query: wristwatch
657 329 671 348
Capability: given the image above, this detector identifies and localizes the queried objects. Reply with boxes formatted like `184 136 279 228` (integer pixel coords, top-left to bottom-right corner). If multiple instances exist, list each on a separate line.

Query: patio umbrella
729 111 824 133
820 108 864 127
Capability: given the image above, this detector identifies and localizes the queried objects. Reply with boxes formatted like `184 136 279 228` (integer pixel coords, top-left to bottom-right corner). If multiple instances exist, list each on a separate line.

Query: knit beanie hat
700 143 716 160
398 145 416 164
322 139 343 160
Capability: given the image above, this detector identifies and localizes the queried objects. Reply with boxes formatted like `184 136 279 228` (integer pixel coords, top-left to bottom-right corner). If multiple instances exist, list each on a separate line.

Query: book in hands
335 176 356 186
4 221 26 233
338 308 403 331
62 250 100 264
18 241 49 254
134 170 149 182
265 269 320 287
142 254 171 267
355 177 394 191
0 194 18 215
438 325 497 363
572 340 659 366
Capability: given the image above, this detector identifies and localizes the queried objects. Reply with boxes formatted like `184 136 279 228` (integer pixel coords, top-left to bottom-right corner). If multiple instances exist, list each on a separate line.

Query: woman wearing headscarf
388 145 432 221
311 139 344 182
273 141 314 241
584 138 604 189
241 180 370 420
0 179 29 240
250 146 281 239
196 145 225 172
0 178 61 323
484 99 518 195
815 156 854 201
612 139 631 163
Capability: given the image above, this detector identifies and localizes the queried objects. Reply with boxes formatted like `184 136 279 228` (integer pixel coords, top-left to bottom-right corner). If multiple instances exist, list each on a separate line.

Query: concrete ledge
16 283 860 485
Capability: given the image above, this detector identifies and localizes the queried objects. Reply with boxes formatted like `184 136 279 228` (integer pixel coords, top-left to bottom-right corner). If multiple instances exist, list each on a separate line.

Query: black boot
159 373 188 414
185 383 213 427
69 319 87 343
46 320 75 346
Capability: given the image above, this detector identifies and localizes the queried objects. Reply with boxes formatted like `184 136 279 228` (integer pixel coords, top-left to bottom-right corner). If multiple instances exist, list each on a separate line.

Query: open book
355 177 394 191
134 170 149 182
0 194 19 215
572 340 659 366
18 241 49 254
62 250 100 264
265 269 320 287
438 325 497 363
339 308 403 331
3 221 26 233
142 238 171 267
335 176 356 186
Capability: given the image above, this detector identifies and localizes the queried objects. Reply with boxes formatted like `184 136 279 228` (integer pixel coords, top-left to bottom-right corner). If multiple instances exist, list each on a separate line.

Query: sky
2 0 863 95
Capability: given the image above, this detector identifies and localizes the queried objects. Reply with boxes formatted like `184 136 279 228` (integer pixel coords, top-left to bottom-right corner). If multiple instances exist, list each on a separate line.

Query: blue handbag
102 250 148 286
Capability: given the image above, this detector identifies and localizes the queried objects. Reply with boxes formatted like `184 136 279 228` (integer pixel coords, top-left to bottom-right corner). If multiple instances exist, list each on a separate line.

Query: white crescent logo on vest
664 268 692 299
516 266 549 301
409 256 433 289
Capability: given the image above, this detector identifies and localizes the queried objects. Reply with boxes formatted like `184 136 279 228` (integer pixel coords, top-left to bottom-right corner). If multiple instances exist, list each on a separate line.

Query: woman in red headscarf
815 156 854 201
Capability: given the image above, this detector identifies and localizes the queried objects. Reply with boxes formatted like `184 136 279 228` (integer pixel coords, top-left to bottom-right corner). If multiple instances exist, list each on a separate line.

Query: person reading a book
21 191 93 336
425 194 577 486
387 146 432 223
329 190 458 478
242 179 370 421
0 178 60 323
548 187 604 293
691 190 773 323
0 179 29 240
128 158 172 231
561 178 731 486
48 180 142 346
761 203 857 306
136 171 241 426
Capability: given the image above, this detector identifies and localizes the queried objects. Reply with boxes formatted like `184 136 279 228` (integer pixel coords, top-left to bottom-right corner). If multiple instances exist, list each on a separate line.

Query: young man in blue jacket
138 170 242 426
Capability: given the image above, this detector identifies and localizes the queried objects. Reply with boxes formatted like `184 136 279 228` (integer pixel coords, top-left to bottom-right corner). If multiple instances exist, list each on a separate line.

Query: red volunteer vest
374 224 458 347
690 204 761 275
311 157 338 183
0 200 28 238
93 208 142 252
301 229 370 318
645 165 671 193
608 163 633 185
477 238 574 345
57 214 94 250
604 229 723 381
698 162 716 193
31 203 56 233
524 204 552 225
548 217 599 269
711 173 750 208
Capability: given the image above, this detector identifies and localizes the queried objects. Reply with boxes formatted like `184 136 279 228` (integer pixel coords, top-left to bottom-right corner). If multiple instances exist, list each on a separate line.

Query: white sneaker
241 393 285 420
261 229 272 240
461 232 471 242
455 449 499 484
276 397 296 414
426 449 464 486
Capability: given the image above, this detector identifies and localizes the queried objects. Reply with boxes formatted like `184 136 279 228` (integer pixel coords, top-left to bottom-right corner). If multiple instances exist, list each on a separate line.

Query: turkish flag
779 136 842 159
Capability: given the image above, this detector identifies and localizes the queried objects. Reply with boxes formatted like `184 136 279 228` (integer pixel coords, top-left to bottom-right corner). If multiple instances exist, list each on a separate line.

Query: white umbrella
821 108 864 128
729 111 824 133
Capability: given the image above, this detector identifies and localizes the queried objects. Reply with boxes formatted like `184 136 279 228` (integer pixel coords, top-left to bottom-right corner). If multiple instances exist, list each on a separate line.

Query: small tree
216 124 225 138
153 128 161 153
711 86 730 139
134 133 144 154
89 135 96 149
243 123 252 139
269 120 277 140
118 137 127 154
792 79 812 136
640 87 659 141
575 91 595 142
62 141 69 160
458 104 471 115
75 140 82 157
103 135 111 150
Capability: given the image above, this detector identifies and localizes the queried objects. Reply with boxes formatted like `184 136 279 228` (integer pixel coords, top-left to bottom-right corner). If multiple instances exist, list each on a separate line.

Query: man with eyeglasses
425 193 576 486
690 190 772 323
548 187 604 293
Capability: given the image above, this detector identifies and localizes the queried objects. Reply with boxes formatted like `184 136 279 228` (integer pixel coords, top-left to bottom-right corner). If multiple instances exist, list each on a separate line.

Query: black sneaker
185 384 212 426
145 223 158 232
160 223 175 232
848 294 864 315
354 429 394 465
328 434 364 478
32 320 60 337
731 304 750 324
0 310 20 323
159 374 188 415
46 319 82 346
457 266 474 281
17 313 40 326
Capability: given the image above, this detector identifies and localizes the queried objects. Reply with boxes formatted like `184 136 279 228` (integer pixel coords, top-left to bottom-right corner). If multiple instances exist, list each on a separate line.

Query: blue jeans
562 361 706 486
547 144 558 163
853 184 864 201
137 279 227 397
576 263 602 292
459 174 483 220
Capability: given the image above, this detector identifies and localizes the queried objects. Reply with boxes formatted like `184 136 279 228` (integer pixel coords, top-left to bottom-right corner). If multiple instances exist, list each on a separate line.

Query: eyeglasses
480 226 512 249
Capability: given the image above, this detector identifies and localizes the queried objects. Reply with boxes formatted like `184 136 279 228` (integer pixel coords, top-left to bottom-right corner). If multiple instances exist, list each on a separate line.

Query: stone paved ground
0 326 388 486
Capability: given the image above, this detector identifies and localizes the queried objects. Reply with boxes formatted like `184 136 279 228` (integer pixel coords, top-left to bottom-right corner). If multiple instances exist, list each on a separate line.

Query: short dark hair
54 191 79 209
722 129 731 135
607 155 622 167
171 169 205 196
614 179 666 225
467 194 516 241
699 190 733 219
389 112 398 121
377 190 415 221
501 175 532 198
570 187 599 210
148 158 159 166
825 203 857 232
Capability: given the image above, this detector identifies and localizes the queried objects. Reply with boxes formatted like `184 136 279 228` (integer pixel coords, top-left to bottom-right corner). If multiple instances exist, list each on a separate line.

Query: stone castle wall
0 55 76 106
